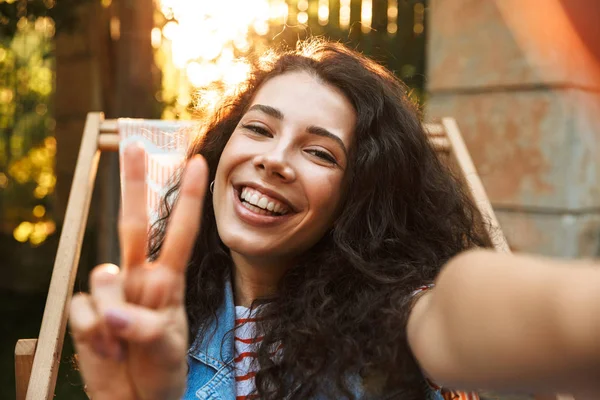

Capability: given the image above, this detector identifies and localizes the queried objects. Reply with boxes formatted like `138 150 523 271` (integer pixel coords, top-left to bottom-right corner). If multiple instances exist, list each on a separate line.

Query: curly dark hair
149 39 492 399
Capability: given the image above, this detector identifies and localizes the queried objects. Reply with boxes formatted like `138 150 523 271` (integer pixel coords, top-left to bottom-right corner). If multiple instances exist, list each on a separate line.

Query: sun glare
156 0 289 117
155 0 412 117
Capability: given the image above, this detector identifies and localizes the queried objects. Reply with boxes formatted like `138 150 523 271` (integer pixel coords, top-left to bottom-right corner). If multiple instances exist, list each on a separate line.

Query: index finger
158 155 208 273
119 143 149 269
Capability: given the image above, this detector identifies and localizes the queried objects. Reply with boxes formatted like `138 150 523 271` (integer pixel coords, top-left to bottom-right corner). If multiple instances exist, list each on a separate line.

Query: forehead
249 71 356 142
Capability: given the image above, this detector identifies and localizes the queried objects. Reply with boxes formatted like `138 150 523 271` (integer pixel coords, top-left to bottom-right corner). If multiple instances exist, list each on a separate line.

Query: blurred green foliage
0 0 92 37
0 15 57 244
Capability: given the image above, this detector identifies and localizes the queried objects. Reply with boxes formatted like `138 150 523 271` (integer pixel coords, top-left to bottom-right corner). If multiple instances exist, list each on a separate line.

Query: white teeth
239 186 289 215
257 197 268 209
242 201 262 214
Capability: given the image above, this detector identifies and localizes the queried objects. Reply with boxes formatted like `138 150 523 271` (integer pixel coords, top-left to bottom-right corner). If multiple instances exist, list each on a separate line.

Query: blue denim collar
188 279 236 369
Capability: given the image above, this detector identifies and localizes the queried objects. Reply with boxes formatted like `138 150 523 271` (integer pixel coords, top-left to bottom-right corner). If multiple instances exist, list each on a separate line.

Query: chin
221 233 282 259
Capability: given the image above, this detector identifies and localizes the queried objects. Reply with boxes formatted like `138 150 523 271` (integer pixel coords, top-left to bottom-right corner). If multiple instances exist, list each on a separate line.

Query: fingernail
93 268 120 286
105 309 131 331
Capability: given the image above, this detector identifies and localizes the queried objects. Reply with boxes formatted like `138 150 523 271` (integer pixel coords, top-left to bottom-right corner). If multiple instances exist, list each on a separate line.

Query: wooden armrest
429 136 450 153
98 133 119 152
441 117 510 253
26 112 102 400
15 339 38 400
424 122 445 137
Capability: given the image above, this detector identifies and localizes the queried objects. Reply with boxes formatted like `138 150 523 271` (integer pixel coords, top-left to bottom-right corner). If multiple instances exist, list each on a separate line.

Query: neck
230 252 290 307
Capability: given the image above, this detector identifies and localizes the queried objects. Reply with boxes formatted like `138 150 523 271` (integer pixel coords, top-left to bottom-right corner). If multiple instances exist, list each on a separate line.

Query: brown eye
306 149 337 165
242 124 272 137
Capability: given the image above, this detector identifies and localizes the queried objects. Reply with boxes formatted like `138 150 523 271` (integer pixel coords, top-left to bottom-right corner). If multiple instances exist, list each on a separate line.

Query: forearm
408 249 600 395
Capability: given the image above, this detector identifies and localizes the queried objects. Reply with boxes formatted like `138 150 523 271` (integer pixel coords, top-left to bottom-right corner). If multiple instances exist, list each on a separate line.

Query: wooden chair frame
15 112 512 400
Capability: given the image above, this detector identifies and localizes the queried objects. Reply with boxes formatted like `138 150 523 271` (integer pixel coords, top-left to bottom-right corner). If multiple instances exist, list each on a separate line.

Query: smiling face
212 70 356 268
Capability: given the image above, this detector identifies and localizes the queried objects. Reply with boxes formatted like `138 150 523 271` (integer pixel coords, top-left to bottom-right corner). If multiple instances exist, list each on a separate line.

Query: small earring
209 180 215 194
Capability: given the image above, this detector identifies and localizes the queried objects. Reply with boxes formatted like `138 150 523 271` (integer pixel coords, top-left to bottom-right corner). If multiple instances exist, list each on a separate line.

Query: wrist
157 361 188 400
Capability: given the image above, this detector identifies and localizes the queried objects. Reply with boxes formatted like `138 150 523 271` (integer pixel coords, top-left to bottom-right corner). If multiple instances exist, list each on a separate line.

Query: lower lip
232 186 294 227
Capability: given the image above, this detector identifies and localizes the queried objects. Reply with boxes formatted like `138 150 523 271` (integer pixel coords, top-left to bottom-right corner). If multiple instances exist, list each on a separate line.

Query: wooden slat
424 122 446 137
429 136 450 153
98 133 120 152
26 112 103 400
99 119 118 133
15 339 37 400
441 117 511 253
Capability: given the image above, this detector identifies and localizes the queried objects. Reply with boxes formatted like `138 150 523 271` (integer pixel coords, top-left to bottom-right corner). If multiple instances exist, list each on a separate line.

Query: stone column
426 0 600 257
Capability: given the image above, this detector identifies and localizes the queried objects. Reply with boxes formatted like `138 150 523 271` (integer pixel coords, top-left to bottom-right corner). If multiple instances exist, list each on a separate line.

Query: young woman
69 40 600 400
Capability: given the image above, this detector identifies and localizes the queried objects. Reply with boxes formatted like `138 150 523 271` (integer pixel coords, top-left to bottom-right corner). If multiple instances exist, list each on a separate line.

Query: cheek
215 136 245 180
213 142 240 216
304 173 344 221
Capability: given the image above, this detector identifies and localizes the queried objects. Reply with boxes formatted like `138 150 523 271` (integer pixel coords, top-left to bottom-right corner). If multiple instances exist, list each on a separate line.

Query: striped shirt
234 305 281 400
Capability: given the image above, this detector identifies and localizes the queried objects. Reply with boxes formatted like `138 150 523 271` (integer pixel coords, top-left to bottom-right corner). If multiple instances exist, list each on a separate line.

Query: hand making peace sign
69 144 208 400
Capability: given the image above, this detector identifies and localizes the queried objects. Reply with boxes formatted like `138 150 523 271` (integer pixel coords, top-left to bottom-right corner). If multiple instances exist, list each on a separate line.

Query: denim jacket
183 281 443 400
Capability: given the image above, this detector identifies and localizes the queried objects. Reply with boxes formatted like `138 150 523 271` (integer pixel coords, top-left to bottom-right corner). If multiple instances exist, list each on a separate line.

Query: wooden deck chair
18 111 559 400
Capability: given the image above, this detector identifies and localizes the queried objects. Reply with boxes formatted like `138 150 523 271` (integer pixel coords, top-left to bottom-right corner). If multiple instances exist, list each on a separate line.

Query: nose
252 148 296 182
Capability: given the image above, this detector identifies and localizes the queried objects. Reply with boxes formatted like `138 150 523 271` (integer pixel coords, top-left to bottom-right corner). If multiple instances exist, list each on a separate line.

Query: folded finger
89 264 126 360
90 264 125 309
69 293 101 343
158 155 208 273
120 143 149 270
104 304 181 345
70 293 118 360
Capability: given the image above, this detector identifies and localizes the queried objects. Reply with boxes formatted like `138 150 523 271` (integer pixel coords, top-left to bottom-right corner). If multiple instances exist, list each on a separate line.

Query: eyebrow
247 104 349 158
248 104 284 120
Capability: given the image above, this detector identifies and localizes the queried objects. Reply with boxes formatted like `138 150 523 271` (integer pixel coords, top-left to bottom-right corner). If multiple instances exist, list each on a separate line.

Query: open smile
232 185 295 227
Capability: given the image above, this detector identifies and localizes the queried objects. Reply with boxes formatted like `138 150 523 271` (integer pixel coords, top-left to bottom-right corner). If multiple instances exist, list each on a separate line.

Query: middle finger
158 155 208 274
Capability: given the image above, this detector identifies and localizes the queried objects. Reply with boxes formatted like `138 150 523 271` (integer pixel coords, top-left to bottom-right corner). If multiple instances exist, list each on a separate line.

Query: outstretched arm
407 249 600 398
